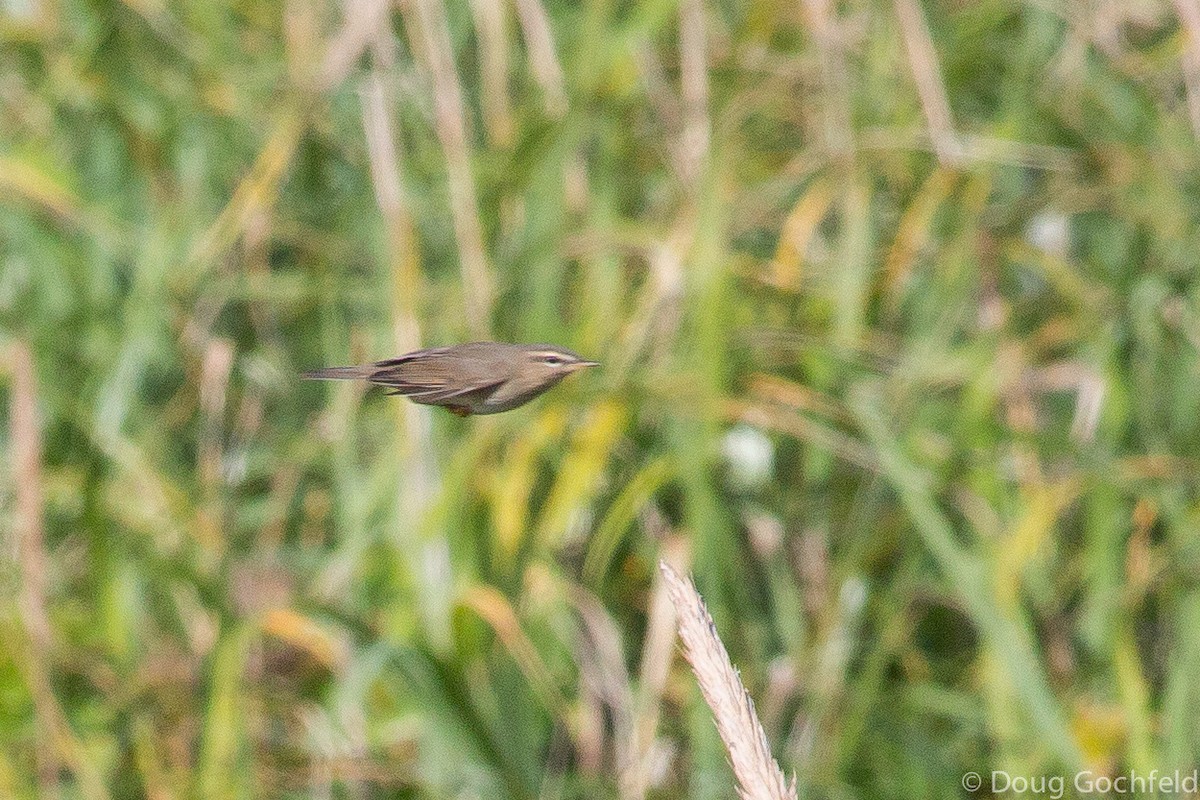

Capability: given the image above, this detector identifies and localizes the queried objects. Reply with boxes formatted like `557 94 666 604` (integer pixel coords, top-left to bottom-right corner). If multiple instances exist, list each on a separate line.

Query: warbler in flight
303 341 598 416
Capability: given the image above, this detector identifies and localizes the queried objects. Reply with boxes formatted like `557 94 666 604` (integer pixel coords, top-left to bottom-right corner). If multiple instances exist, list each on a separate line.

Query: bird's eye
540 354 566 366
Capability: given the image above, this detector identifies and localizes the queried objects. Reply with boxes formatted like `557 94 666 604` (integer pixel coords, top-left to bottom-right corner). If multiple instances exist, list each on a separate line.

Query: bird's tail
301 365 374 380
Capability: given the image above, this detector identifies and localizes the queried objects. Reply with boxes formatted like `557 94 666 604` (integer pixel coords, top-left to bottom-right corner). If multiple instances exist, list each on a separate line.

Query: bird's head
515 345 599 388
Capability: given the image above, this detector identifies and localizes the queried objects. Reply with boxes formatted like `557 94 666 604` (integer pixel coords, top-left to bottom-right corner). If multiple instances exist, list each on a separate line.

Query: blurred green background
3 0 1200 797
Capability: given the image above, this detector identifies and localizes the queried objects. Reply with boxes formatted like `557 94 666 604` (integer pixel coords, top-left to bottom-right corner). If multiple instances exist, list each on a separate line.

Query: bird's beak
571 360 600 370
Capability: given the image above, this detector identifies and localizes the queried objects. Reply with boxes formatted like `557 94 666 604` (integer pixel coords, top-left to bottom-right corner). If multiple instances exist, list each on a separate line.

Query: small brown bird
303 342 599 416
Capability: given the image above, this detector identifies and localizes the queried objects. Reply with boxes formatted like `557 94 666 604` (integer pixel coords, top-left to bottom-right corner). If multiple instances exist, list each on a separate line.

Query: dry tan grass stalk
403 0 494 339
567 586 637 781
360 62 403 217
513 0 567 118
628 0 707 187
633 43 682 138
1174 0 1200 139
8 342 52 795
319 0 392 90
9 342 49 649
660 562 798 800
892 0 962 165
198 338 234 499
575 678 604 775
621 534 689 799
678 0 710 187
356 15 446 643
356 24 425 360
610 240 684 381
798 0 852 156
469 0 515 144
8 344 110 800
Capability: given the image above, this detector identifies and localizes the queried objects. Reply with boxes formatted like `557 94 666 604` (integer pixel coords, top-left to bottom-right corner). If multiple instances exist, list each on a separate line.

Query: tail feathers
302 365 374 381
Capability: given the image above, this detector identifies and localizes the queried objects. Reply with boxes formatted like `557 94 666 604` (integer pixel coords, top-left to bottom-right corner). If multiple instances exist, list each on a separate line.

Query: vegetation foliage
3 0 1200 797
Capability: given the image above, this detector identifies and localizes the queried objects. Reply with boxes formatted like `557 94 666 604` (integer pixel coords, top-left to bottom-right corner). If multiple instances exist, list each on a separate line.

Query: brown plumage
303 342 598 416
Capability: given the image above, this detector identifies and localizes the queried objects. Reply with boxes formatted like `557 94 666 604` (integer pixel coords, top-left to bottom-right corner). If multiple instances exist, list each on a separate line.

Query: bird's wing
367 350 503 403
370 346 451 374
